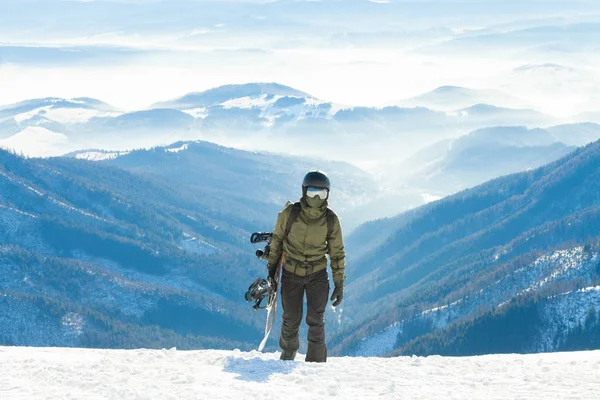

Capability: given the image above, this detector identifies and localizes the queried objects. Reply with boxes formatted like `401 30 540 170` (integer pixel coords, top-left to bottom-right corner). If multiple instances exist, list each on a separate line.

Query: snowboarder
266 170 346 362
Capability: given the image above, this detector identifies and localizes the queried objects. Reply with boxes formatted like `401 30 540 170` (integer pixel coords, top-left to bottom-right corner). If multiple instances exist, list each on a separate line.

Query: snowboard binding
251 232 273 261
245 277 277 310
246 232 277 310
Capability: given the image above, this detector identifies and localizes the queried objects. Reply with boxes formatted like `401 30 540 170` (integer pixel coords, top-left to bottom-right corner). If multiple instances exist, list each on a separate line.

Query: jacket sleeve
267 206 290 273
328 213 346 285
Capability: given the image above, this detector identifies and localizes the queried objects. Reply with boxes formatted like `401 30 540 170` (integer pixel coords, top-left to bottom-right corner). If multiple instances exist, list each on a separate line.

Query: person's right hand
268 276 278 293
268 265 276 280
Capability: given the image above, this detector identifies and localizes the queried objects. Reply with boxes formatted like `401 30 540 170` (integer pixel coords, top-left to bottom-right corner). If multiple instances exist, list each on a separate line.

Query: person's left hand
330 283 343 307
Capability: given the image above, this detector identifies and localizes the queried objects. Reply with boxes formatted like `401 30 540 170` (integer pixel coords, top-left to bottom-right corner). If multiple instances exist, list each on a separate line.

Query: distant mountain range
152 83 312 110
394 86 531 111
391 123 600 193
0 83 564 163
417 22 600 59
329 139 600 357
69 122 600 232
2 82 587 225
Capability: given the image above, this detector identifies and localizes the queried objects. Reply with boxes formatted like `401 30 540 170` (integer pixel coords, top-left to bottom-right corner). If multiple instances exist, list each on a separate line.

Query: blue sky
1 0 599 114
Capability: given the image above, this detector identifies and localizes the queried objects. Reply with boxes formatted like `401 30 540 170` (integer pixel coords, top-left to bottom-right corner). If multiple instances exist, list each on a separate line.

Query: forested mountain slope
333 140 600 356
0 149 268 349
69 140 377 231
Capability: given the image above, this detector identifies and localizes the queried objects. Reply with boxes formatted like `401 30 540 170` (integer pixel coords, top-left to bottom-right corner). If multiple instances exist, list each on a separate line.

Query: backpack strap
326 208 335 243
284 202 302 240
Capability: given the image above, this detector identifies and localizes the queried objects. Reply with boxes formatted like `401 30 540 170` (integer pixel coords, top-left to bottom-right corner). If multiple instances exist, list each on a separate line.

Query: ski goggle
306 186 329 199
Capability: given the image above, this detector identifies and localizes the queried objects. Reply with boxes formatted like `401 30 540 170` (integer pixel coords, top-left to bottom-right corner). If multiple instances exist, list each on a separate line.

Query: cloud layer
1 0 599 114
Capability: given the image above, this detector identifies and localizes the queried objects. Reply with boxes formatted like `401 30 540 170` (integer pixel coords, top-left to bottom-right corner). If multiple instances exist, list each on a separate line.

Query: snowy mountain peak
0 97 121 126
153 83 315 110
432 85 471 93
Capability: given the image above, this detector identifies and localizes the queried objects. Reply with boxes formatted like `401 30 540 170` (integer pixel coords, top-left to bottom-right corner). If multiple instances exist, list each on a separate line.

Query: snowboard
258 252 283 351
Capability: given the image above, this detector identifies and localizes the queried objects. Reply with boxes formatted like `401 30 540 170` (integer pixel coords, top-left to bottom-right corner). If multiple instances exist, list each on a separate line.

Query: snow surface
1 347 599 399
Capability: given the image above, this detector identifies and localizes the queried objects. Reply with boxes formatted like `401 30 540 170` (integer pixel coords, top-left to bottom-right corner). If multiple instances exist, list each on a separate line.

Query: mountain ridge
332 139 600 356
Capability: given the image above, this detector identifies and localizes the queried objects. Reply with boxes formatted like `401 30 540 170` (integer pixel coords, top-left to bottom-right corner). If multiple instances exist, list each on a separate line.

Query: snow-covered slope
1 346 598 399
0 127 69 157
353 247 599 357
339 140 600 357
0 148 277 350
73 150 131 161
0 97 120 125
152 83 313 110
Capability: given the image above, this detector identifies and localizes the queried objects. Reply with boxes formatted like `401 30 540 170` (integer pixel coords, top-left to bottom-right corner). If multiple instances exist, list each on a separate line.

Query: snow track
1 347 599 399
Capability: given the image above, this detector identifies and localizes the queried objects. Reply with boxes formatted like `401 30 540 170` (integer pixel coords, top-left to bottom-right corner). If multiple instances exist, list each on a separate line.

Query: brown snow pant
279 268 330 362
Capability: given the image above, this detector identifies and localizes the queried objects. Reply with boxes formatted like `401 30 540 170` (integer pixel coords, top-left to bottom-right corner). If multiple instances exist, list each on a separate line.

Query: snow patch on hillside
166 143 189 153
75 151 130 161
220 94 282 109
181 233 219 255
537 286 600 352
61 312 84 337
422 193 443 203
352 322 402 357
0 203 37 219
182 107 208 118
216 94 341 125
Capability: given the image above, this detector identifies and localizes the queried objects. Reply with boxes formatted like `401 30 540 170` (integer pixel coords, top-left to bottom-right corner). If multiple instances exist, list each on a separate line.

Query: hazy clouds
1 0 600 114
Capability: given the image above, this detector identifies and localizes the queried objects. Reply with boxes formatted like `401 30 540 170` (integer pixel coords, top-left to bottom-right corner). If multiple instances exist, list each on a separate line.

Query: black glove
268 266 276 280
330 283 343 307
268 276 277 293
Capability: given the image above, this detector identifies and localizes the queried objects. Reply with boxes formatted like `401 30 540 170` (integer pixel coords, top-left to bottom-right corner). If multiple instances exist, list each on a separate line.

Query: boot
280 350 297 361
305 343 327 363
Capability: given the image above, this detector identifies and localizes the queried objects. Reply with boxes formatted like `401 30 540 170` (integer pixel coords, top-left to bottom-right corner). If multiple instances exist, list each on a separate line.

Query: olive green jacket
267 198 346 285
